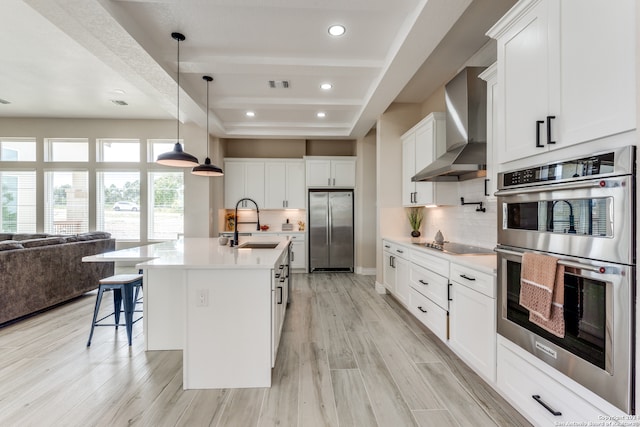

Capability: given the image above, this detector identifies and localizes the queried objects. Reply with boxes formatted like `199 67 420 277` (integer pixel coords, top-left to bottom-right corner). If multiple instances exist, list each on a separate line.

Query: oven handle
494 247 621 275
495 178 622 197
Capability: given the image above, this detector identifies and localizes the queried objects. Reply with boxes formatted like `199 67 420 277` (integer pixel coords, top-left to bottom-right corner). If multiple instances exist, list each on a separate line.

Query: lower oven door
496 245 634 414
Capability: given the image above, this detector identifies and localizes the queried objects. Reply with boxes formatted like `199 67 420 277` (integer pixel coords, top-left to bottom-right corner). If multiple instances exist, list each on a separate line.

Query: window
0 171 36 233
148 171 183 240
44 171 89 234
0 138 36 161
97 139 140 162
148 139 182 163
96 171 140 240
45 138 89 162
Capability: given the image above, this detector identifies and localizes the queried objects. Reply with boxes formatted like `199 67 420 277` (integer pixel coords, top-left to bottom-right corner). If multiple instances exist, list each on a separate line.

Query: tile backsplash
220 209 306 233
422 199 497 249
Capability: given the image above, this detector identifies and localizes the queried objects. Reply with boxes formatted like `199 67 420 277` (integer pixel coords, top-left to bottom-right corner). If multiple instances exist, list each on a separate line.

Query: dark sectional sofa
0 232 115 326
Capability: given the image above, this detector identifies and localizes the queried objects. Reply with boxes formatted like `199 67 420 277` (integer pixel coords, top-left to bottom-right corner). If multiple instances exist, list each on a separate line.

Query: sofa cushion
76 231 112 241
20 237 67 248
12 233 49 241
0 240 24 251
0 233 14 241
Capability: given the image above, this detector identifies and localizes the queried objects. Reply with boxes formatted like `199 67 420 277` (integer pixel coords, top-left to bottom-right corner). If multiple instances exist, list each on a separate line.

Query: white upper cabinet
488 0 636 164
305 157 356 188
479 63 498 199
224 160 266 209
264 160 305 209
402 112 456 206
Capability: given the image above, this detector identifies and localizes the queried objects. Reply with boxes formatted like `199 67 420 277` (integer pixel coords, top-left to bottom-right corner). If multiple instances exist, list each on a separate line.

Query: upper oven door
496 175 633 265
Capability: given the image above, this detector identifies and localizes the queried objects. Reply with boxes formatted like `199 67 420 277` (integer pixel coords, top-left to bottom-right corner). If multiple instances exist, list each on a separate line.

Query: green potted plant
407 207 423 239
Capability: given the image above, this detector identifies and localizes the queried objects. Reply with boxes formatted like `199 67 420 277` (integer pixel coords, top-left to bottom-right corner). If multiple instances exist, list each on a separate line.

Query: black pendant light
192 75 224 176
157 32 199 167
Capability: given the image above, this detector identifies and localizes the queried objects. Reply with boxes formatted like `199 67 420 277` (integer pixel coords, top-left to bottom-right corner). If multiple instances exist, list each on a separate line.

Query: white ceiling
0 0 514 139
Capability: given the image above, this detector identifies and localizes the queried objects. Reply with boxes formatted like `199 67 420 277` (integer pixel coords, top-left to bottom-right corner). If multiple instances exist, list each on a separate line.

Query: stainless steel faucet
233 198 261 246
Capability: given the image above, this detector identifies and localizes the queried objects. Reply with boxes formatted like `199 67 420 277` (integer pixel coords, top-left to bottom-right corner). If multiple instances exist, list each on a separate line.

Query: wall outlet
196 289 209 307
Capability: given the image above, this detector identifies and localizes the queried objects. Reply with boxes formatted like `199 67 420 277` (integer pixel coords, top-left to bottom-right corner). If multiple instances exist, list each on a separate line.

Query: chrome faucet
233 198 261 246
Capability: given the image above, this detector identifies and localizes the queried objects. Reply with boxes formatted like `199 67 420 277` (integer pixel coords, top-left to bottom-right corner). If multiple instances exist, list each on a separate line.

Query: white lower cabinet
278 233 305 270
497 336 623 425
409 287 448 342
449 262 496 383
382 240 409 305
271 250 289 366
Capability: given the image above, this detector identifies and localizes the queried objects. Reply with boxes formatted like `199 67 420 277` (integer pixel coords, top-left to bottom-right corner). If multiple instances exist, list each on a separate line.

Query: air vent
268 80 290 89
110 99 128 106
0 98 10 105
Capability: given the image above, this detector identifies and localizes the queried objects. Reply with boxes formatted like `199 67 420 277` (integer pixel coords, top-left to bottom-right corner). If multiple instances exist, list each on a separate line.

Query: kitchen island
84 236 291 389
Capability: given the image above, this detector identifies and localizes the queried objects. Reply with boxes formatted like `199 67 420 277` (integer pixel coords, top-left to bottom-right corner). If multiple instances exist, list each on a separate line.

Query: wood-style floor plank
330 369 378 427
0 273 529 427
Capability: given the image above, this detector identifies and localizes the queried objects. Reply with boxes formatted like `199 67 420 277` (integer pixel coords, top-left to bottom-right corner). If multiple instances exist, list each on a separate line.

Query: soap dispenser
434 230 444 245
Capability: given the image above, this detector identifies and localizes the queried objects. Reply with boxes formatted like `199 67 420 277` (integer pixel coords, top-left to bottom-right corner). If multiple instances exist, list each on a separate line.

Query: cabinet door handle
546 116 556 144
333 178 336 186
396 249 403 254
418 279 428 286
277 286 283 304
532 395 562 416
413 192 417 203
448 283 453 301
460 274 476 281
417 306 427 313
391 256 395 268
291 251 295 261
484 179 490 197
536 120 545 147
384 244 391 249
328 178 331 186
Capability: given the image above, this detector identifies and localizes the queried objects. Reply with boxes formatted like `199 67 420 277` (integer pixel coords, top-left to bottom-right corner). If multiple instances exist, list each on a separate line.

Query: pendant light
192 75 224 176
156 32 199 167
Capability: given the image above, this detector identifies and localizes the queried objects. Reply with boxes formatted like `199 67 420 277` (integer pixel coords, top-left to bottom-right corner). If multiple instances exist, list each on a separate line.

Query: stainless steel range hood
412 66 487 182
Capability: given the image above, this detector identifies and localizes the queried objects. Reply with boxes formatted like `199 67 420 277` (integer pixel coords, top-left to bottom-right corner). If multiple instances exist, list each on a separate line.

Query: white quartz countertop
83 236 290 270
383 237 497 275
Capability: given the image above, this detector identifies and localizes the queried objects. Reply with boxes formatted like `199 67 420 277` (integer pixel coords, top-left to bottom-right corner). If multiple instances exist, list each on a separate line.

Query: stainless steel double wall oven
495 146 636 414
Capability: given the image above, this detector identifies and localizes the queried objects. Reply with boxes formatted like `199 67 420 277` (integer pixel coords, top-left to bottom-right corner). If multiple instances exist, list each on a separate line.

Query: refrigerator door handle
327 197 332 250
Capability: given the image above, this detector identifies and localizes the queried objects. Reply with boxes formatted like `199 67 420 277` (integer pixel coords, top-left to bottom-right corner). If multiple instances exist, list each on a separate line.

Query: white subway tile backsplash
423 199 497 249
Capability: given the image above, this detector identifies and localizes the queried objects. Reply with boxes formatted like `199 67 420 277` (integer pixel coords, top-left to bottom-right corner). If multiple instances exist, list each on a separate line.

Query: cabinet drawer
278 233 305 242
410 249 449 277
409 263 448 310
409 288 447 342
449 263 494 298
497 338 613 425
383 241 408 259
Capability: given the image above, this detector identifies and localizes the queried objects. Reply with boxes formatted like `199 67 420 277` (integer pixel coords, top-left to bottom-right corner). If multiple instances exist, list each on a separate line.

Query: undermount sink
238 242 279 249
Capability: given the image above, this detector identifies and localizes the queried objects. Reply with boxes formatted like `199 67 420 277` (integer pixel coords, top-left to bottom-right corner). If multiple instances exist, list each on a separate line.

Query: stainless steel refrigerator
308 190 354 272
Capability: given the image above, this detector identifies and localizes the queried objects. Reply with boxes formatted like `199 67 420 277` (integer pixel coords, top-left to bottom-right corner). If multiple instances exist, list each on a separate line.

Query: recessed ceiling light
246 111 255 117
328 25 346 36
110 99 128 106
0 98 10 105
111 89 126 95
317 112 326 118
320 83 333 90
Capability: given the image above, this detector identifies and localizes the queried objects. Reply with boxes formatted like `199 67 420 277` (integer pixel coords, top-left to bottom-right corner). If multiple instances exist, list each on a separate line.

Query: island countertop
83 235 290 269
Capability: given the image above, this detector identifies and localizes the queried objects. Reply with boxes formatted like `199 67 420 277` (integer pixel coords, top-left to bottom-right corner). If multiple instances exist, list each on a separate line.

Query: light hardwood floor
0 273 530 427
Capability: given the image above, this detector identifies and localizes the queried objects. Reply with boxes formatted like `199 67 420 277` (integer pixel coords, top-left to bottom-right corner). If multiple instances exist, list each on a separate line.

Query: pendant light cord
176 36 180 143
206 77 209 158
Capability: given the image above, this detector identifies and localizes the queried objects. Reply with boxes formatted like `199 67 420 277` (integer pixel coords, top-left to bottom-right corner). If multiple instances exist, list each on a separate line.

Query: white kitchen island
84 236 291 389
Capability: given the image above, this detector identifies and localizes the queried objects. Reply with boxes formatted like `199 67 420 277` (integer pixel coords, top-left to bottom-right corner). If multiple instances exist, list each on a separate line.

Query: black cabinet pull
536 120 545 147
418 279 428 286
484 178 490 197
396 249 404 254
460 274 476 281
448 283 453 301
417 306 427 313
384 245 391 249
546 116 556 144
532 395 562 416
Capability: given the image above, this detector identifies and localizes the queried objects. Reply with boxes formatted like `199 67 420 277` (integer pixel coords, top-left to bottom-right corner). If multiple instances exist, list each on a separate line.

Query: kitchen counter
86 236 291 389
383 237 497 275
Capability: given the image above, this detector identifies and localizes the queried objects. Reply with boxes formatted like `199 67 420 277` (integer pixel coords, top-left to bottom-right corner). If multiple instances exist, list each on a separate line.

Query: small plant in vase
407 207 423 240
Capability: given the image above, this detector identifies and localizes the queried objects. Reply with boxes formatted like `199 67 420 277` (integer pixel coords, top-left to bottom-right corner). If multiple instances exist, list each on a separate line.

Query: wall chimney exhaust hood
412 66 487 182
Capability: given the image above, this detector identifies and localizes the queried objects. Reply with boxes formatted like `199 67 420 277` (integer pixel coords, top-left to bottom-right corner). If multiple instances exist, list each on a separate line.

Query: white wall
356 128 377 274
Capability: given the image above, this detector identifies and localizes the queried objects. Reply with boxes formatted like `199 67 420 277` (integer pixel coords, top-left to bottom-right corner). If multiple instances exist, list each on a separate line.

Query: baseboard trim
355 267 376 276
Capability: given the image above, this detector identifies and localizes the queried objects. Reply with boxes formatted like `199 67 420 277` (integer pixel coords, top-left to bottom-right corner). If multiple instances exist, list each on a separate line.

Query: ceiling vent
268 80 290 89
111 99 128 106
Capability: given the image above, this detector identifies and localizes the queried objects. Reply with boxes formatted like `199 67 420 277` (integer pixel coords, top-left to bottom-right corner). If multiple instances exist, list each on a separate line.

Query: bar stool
87 274 143 346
